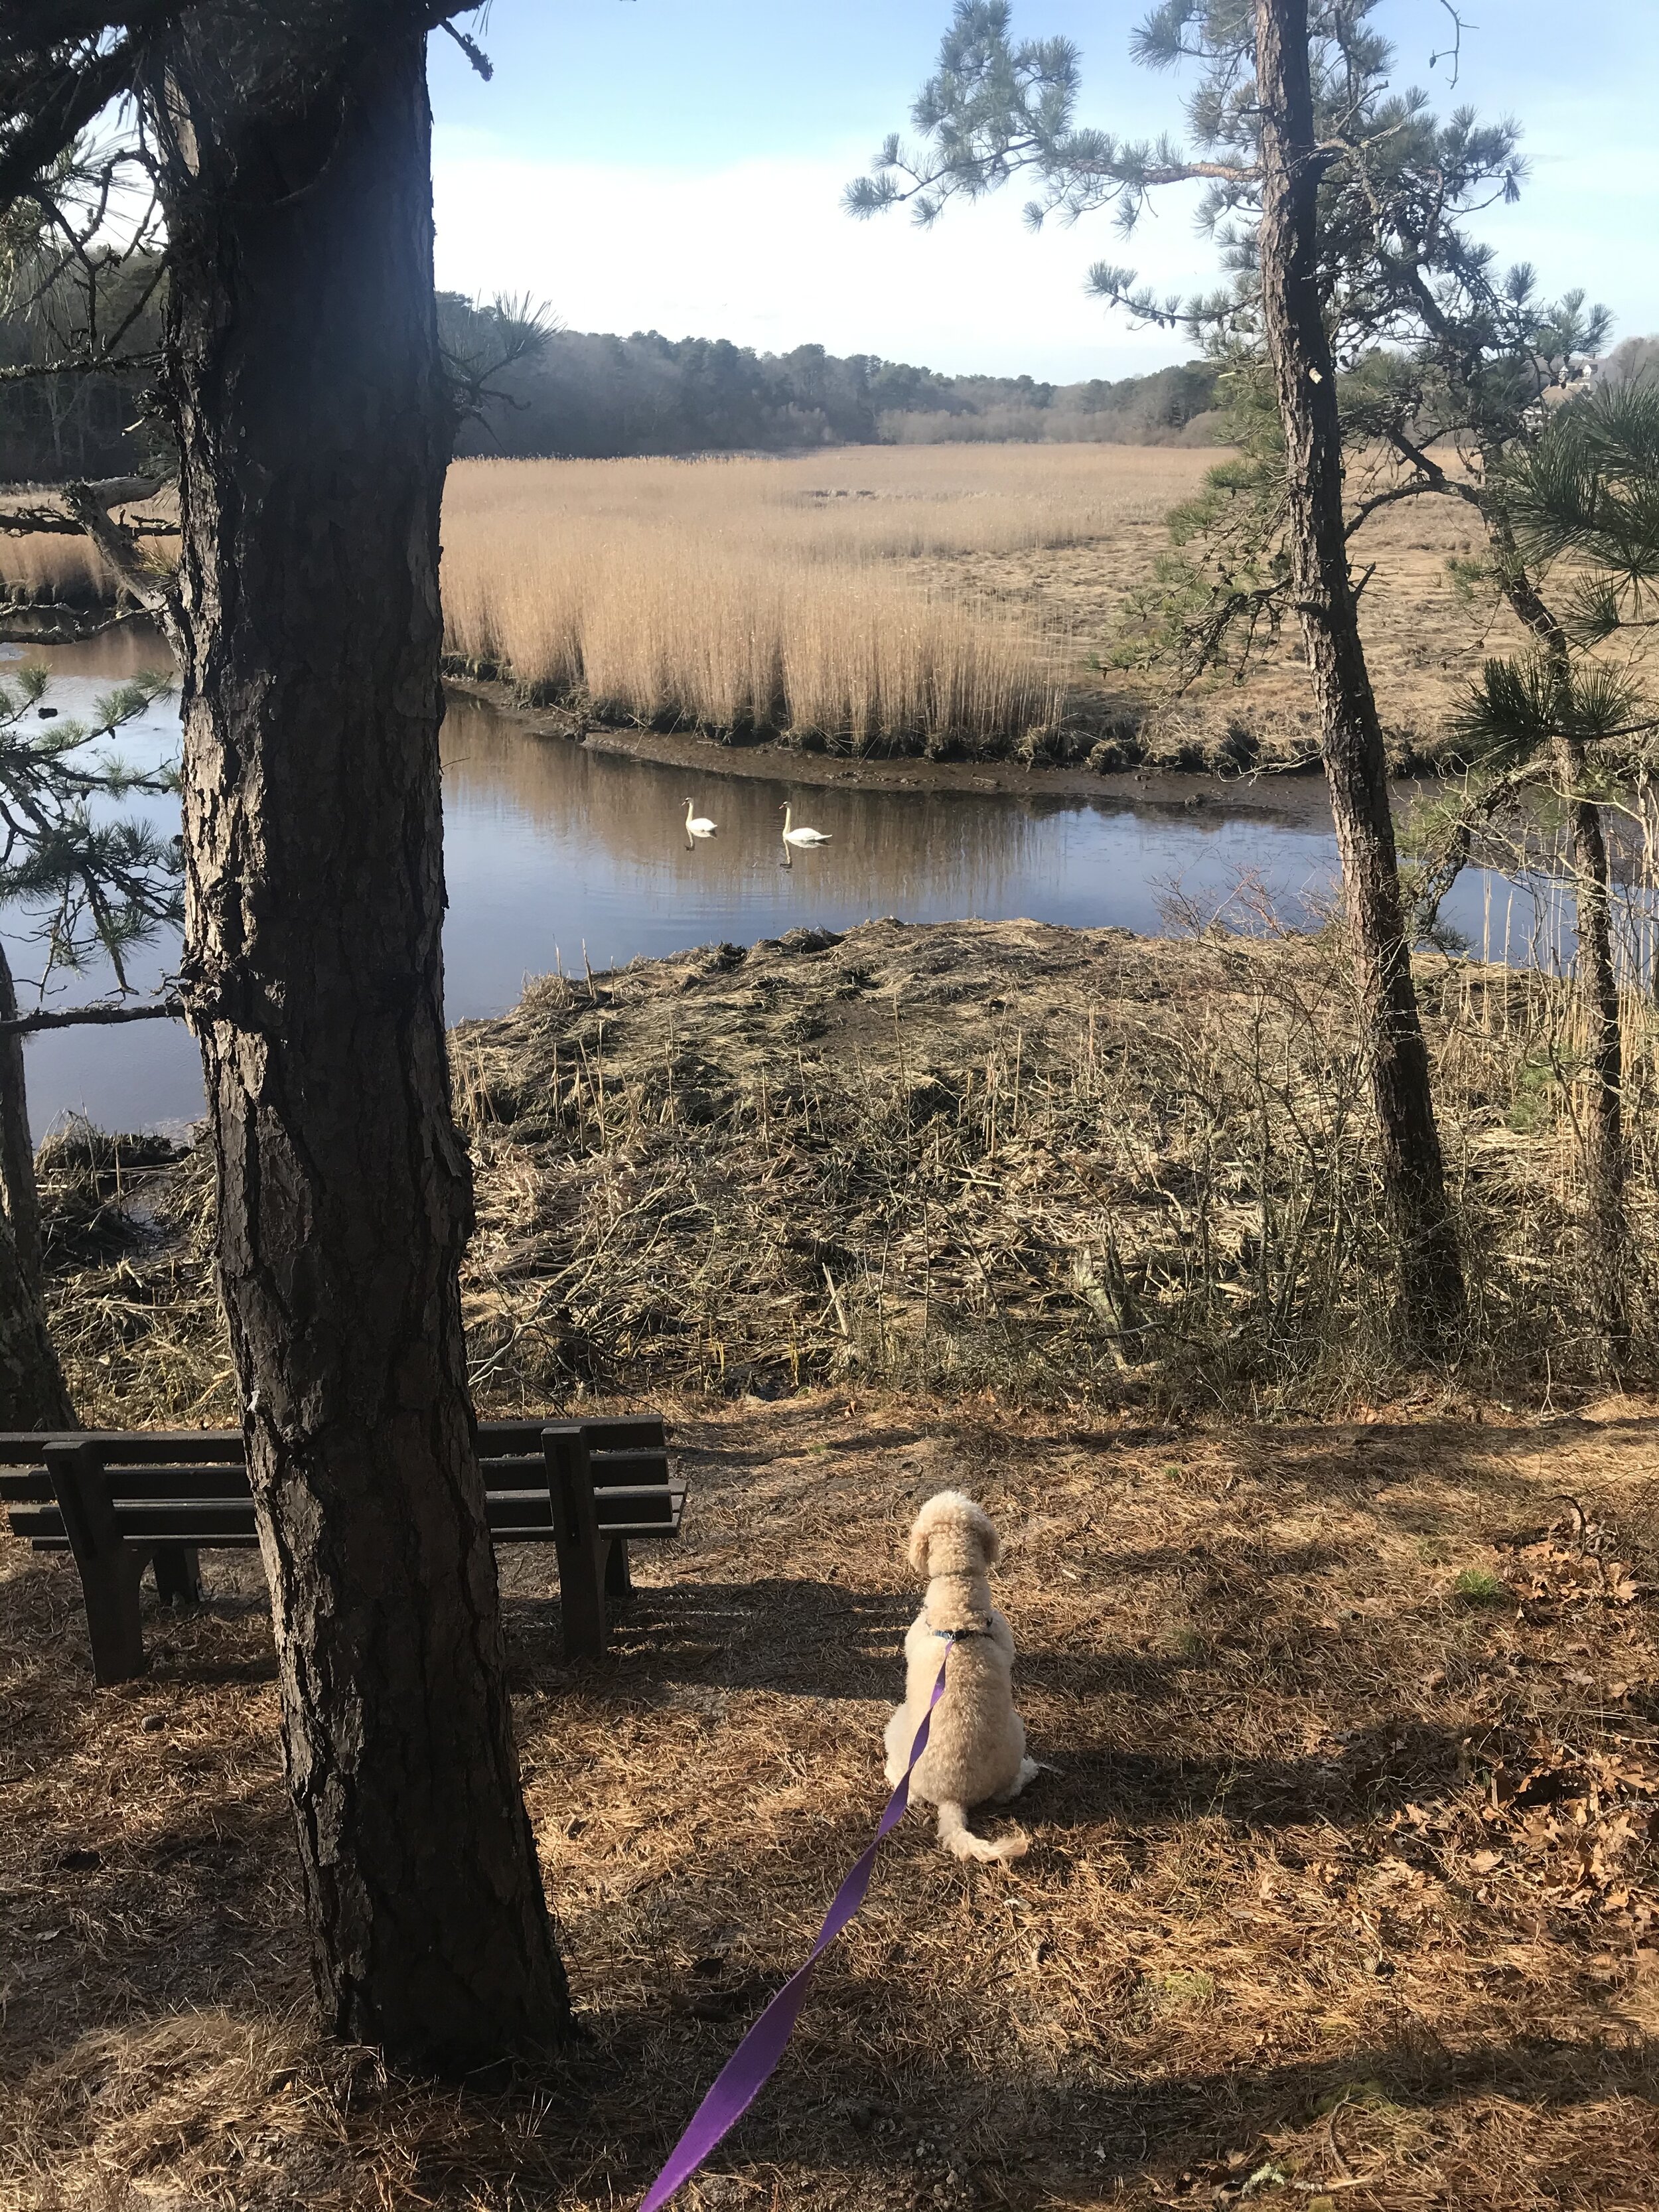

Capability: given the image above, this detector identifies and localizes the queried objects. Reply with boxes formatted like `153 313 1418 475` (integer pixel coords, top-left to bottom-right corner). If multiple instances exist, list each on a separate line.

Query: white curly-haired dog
885 1490 1037 1862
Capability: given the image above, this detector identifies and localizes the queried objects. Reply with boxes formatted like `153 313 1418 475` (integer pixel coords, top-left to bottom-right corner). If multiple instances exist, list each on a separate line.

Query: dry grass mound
444 919 1658 1415
1 1394 1656 2208
43 919 1659 1434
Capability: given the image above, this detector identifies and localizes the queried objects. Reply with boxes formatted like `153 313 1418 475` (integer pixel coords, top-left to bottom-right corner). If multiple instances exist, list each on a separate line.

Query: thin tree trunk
0 941 75 1426
1488 520 1628 1354
1560 771 1628 1351
0 940 46 1300
1252 0 1464 1341
162 30 568 2069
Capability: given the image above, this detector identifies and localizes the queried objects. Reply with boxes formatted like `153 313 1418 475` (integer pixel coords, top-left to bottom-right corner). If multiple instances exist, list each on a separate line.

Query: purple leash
637 1652 950 2212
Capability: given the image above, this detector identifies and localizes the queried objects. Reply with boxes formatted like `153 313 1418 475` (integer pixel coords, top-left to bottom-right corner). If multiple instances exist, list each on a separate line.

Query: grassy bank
44 919 1659 1432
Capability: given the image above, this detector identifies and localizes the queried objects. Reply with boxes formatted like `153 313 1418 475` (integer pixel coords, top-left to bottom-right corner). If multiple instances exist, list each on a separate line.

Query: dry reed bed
3 447 1520 771
438 449 1220 755
442 918 1658 1415
38 917 1659 1436
1 1394 1655 2209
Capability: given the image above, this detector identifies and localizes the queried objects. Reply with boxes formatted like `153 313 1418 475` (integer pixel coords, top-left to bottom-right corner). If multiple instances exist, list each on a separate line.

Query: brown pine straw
1 1393 1656 2209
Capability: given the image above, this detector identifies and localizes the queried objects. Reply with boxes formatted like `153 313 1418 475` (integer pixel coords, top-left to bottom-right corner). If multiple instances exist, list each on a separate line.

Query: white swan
780 804 831 849
684 798 718 842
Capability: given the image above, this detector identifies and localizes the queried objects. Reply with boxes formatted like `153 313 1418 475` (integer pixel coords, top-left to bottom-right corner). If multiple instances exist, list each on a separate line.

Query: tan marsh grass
438 445 1219 751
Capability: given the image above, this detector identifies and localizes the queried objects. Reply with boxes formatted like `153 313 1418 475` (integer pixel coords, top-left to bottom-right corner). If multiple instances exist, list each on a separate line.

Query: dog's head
906 1489 1001 1578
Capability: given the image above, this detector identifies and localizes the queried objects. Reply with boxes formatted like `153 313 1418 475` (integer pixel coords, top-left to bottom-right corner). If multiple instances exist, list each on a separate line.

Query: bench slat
75 1460 671 1503
1 1445 669 1493
11 1485 684 1547
0 1416 669 1468
479 1416 666 1451
0 1431 241 1467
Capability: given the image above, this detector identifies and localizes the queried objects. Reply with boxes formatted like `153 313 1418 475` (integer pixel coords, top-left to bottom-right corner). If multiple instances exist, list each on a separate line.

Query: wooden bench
0 1417 682 1683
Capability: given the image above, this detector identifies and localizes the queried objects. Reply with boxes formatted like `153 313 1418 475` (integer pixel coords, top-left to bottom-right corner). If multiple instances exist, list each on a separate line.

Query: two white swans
679 797 833 863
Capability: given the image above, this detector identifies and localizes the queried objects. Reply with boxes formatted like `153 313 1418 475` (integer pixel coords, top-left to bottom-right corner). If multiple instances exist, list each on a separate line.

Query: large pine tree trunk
161 29 569 2067
1252 0 1464 1339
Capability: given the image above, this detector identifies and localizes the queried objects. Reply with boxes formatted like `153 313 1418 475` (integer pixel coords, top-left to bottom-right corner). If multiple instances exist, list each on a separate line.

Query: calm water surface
3 630 1500 1138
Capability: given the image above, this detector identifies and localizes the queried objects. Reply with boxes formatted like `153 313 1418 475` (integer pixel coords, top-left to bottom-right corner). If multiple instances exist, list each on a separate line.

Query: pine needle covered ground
2 1396 1656 2209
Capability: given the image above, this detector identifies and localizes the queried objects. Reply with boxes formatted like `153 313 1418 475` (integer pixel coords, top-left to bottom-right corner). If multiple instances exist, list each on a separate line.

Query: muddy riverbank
443 674 1349 827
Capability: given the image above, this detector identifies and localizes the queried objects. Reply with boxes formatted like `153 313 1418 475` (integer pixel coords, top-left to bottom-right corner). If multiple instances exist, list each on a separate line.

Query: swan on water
780 804 831 848
684 798 718 843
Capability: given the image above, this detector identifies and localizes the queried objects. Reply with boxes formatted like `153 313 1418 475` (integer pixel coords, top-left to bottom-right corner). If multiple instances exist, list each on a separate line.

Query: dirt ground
3 1391 1656 2211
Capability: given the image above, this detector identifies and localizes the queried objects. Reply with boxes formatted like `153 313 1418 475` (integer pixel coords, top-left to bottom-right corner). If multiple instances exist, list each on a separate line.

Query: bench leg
46 1441 146 1684
151 1544 204 1606
544 1426 607 1659
603 1536 633 1600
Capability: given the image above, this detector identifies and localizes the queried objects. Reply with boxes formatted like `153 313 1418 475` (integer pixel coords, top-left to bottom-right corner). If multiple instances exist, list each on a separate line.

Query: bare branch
0 605 156 646
0 995 182 1038
58 479 177 624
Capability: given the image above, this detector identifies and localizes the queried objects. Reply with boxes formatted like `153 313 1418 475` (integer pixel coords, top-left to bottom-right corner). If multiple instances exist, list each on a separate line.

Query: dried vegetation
436 444 1528 772
2 1396 1656 2209
9 921 1659 2209
37 917 1659 1429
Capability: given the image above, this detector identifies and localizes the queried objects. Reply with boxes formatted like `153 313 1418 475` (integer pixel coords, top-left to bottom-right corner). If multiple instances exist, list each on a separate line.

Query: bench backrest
0 1418 678 1546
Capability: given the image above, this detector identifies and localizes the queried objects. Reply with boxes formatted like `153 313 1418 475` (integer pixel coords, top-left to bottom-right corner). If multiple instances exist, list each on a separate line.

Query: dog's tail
936 1801 1029 1863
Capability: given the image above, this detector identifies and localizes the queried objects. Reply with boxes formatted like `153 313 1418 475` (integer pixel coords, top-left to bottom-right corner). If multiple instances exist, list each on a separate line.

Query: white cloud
431 137 1216 380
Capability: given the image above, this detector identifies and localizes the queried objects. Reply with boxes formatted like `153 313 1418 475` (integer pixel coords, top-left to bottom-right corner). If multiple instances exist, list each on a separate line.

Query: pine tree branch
0 606 155 645
0 995 182 1037
0 14 179 215
57 480 178 628
0 350 161 383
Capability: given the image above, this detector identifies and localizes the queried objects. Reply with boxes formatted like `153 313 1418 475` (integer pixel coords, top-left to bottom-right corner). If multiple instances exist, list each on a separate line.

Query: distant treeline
0 282 1216 483
0 249 167 484
439 295 1220 461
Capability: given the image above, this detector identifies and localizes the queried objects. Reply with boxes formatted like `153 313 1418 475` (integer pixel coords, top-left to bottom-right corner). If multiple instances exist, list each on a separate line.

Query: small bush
1452 1568 1508 1605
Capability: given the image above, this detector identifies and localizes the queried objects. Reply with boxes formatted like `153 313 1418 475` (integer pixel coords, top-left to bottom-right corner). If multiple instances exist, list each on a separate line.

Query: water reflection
0 632 1529 1140
437 689 1341 1019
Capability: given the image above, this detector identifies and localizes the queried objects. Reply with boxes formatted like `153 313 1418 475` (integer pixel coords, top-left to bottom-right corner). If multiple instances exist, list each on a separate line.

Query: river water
1 629 1526 1140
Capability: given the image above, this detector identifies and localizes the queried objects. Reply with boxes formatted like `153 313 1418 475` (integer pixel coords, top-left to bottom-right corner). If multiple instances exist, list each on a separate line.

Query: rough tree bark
0 938 76 1427
160 28 569 2067
1252 0 1465 1340
1488 522 1628 1356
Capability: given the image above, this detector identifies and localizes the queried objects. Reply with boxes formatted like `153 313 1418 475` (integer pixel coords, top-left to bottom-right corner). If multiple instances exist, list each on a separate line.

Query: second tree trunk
1253 0 1465 1339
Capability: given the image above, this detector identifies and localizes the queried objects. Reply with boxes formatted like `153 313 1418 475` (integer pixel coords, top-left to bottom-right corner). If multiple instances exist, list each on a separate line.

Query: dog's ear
906 1518 935 1574
977 1515 1002 1569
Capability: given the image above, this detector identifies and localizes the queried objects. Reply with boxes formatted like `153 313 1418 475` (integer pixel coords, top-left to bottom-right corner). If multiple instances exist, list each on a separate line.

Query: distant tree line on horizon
439 299 1222 459
7 273 1651 486
0 276 1220 482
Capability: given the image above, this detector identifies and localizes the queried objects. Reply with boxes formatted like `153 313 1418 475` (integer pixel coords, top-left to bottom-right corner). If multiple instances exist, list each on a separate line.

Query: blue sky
429 2 1659 382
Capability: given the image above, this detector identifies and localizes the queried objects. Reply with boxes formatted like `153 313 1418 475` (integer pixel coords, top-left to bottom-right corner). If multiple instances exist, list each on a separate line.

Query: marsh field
7 442 1517 764
439 443 1512 762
